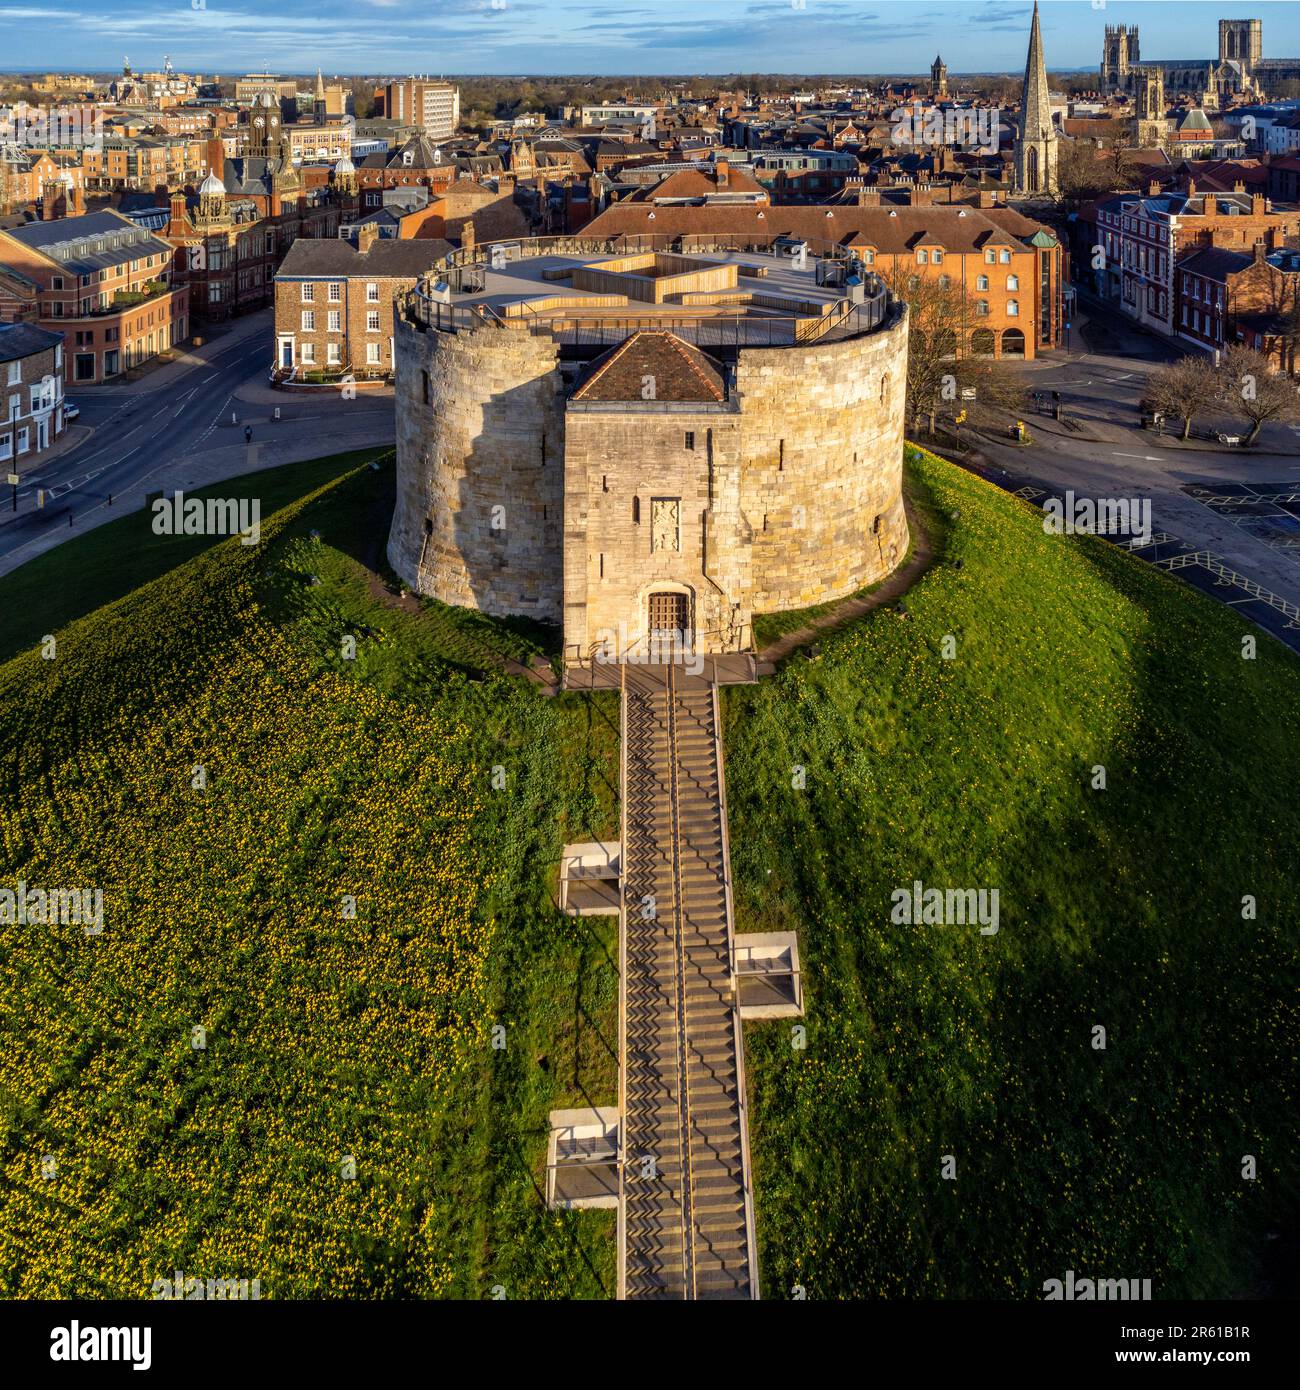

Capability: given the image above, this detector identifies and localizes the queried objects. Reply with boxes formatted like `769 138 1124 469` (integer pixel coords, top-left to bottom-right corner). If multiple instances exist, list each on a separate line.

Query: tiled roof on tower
571 330 726 404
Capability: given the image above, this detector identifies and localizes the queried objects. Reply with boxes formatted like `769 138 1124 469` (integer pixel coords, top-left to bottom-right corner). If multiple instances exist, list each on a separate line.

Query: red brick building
272 225 451 380
1176 240 1300 369
0 320 66 465
0 209 187 383
582 196 1065 357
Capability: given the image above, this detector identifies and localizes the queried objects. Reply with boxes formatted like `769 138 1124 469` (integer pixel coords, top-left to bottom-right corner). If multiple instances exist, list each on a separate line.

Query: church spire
1014 0 1058 195
1018 1 1053 142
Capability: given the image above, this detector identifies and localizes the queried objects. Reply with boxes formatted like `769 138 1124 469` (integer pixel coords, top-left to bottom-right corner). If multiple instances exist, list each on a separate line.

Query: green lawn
4 437 1295 1301
0 453 620 1298
724 445 1300 1299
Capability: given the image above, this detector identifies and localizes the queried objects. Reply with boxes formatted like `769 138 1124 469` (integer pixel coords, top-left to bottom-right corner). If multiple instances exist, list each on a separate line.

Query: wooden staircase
618 663 758 1300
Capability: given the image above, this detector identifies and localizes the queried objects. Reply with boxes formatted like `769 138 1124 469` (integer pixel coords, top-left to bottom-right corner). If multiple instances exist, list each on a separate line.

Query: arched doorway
1002 327 1026 358
971 327 996 357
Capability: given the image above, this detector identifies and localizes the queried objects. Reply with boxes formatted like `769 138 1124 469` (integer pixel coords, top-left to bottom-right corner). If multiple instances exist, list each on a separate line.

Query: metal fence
404 287 891 350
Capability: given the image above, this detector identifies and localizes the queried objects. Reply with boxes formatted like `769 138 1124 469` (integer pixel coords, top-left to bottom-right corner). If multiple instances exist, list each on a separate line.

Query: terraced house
272 226 450 380
0 320 65 466
0 209 187 383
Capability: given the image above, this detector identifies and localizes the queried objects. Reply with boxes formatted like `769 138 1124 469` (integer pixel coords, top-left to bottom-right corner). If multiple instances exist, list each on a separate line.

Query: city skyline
4 0 1300 79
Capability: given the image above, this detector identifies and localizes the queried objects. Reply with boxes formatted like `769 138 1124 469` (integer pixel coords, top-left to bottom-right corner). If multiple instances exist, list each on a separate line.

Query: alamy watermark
151 1271 262 1300
1043 1270 1152 1300
2 102 104 151
0 881 103 934
890 879 999 935
891 105 1001 156
152 491 261 546
591 621 705 676
1043 491 1152 547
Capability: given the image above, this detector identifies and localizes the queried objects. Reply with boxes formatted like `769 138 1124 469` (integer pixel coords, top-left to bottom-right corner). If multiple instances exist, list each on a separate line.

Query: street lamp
7 472 18 513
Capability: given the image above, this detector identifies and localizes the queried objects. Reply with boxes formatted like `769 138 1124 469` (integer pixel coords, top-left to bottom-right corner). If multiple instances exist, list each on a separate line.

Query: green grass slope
0 454 620 1299
726 445 1300 1300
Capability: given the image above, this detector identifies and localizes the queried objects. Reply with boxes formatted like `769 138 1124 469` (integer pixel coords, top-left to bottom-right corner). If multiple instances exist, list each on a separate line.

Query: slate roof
1177 246 1254 280
571 331 726 404
275 236 452 279
0 320 64 362
2 209 170 272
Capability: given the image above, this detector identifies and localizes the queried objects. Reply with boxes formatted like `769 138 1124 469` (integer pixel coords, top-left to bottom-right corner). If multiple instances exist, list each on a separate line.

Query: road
0 309 396 578
967 302 1300 618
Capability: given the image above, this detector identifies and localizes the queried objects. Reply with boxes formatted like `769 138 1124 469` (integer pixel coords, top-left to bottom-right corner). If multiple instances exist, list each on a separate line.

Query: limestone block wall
737 301 909 614
563 407 748 657
391 297 910 649
389 313 565 621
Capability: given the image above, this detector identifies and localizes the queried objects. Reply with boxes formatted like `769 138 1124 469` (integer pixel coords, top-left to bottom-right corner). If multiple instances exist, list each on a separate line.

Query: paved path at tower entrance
618 662 758 1299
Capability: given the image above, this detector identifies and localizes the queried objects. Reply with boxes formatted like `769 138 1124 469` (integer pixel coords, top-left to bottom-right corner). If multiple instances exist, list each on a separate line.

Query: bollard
231 411 238 426
274 406 281 421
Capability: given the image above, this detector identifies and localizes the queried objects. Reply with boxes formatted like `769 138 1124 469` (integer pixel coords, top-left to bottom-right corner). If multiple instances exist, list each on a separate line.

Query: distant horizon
1 1 1297 80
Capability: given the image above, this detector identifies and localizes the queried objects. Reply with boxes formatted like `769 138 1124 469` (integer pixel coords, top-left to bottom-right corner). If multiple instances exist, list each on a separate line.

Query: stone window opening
632 496 641 524
880 374 888 403
602 474 608 492
685 431 695 450
421 370 431 404
778 439 784 472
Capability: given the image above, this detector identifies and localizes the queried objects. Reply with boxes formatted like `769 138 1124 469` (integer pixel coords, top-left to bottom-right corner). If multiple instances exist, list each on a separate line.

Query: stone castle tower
931 54 948 98
1014 1 1057 196
1101 23 1139 94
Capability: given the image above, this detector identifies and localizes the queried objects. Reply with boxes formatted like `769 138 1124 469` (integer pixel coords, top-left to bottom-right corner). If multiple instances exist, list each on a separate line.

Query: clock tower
247 90 284 159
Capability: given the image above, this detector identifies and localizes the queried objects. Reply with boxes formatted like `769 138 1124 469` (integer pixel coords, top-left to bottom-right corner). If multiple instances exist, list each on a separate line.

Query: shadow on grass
729 447 1300 1299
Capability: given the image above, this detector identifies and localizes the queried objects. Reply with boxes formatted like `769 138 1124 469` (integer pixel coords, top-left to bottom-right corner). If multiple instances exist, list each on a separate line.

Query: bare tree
883 267 1025 434
1142 356 1220 439
1056 138 1116 205
1215 344 1300 445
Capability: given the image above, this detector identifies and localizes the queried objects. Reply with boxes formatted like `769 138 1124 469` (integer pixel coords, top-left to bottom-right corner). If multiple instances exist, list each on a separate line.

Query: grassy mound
0 454 620 1299
725 445 1300 1299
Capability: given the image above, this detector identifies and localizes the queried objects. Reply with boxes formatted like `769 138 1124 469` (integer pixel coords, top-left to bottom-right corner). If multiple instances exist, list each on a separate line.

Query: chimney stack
1233 179 1246 193
1148 179 1161 197
977 187 997 208
1251 193 1266 216
714 157 729 187
909 183 933 206
857 184 881 206
1252 237 1266 264
355 221 379 254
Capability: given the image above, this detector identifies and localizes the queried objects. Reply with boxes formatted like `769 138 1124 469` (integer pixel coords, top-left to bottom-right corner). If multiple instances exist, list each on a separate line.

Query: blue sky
6 0 1300 77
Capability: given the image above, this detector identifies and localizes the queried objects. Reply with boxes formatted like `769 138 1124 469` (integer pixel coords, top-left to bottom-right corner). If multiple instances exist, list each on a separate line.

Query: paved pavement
0 308 395 579
965 301 1300 614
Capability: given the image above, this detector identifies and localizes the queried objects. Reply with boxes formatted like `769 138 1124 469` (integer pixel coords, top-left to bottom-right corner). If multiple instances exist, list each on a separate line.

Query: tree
1143 356 1219 439
1215 345 1300 445
1056 137 1118 205
883 268 1025 434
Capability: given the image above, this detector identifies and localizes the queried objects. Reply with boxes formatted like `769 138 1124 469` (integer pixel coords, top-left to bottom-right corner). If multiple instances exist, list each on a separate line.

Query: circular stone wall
736 301 910 614
389 312 565 621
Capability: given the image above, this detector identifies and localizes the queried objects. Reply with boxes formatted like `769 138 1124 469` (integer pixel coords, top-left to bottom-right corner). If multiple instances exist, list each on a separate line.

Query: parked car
62 402 80 421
